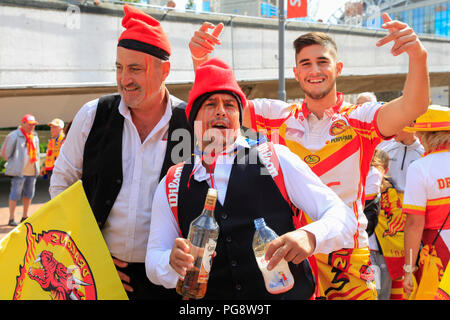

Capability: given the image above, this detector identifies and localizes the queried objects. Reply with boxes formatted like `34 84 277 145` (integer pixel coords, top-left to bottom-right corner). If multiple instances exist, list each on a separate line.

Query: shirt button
221 213 228 220
105 200 112 206
116 179 122 184
231 260 238 267
235 284 242 291
226 236 232 243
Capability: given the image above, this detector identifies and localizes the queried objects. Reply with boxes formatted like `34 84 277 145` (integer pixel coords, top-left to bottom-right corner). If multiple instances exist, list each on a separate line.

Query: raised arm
375 13 429 138
189 22 223 71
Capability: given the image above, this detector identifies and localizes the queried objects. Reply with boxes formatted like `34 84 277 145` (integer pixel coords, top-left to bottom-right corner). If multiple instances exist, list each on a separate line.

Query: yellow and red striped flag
0 181 128 300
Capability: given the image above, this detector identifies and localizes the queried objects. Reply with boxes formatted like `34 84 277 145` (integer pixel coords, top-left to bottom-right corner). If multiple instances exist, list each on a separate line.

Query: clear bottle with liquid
252 217 295 294
176 188 219 299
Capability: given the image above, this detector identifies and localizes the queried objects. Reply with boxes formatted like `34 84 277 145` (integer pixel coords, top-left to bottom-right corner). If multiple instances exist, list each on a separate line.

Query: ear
161 61 171 82
336 61 343 77
293 66 300 82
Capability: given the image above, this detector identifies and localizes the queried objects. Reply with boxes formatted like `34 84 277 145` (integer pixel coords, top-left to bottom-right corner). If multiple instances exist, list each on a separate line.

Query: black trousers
115 261 180 300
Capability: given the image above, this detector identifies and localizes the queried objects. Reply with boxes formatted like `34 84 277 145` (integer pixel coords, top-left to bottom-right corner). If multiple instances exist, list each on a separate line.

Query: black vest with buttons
82 93 192 228
177 147 315 300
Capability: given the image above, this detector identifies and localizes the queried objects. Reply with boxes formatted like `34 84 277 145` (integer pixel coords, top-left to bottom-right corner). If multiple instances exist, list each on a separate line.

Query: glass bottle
176 188 219 299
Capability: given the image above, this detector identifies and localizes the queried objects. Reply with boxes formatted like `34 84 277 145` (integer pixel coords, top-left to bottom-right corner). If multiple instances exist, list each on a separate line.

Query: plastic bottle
176 188 219 299
252 217 294 294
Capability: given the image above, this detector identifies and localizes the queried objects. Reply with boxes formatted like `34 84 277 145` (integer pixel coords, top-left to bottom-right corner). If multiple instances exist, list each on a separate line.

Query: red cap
21 114 38 125
186 57 247 126
118 4 171 60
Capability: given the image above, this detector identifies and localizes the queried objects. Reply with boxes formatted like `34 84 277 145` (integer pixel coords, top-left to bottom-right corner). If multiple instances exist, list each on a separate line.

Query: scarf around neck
20 127 37 164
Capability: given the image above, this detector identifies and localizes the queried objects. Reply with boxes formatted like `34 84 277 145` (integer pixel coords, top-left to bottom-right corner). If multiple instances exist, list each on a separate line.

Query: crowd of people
1 4 449 300
1 115 67 226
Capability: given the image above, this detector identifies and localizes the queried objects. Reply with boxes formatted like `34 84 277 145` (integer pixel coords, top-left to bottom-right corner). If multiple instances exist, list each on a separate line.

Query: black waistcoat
82 93 193 228
177 147 315 300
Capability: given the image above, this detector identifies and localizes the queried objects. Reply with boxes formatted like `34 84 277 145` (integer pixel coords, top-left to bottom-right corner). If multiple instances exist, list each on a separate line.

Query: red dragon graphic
28 250 91 300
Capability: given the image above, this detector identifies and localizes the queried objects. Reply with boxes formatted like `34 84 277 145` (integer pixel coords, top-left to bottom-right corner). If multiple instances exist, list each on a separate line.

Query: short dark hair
293 32 338 58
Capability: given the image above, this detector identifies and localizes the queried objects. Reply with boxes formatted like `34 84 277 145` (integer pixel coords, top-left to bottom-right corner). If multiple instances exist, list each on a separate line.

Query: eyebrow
115 62 144 68
206 97 237 103
298 56 330 64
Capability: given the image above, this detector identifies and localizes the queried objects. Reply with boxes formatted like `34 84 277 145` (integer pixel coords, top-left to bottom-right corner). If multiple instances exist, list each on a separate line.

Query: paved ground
0 175 50 240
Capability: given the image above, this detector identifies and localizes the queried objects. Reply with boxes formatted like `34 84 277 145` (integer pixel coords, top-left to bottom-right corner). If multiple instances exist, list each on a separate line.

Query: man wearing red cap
50 5 192 300
188 13 429 299
1 114 40 226
146 57 359 299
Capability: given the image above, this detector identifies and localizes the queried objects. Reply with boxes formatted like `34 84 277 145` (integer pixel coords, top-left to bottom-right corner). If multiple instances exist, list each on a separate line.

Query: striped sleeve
250 98 292 133
345 102 386 147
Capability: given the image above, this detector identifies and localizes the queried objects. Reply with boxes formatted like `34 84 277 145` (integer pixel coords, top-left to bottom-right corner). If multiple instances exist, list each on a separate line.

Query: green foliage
0 158 5 173
39 142 48 154
185 0 195 10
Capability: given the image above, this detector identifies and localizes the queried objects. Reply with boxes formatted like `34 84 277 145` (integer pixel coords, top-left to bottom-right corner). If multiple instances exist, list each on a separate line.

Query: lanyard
187 137 265 189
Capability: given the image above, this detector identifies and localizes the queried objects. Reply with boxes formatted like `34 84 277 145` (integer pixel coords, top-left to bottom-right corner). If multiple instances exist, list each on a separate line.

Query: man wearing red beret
146 57 359 300
50 5 192 300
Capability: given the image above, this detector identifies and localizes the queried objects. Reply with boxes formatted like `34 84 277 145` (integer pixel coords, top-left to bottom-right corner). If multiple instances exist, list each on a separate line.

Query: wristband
191 54 208 61
403 264 417 273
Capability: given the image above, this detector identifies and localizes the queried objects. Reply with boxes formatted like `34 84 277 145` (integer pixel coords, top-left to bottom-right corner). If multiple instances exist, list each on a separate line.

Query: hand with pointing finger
376 13 427 59
189 22 224 69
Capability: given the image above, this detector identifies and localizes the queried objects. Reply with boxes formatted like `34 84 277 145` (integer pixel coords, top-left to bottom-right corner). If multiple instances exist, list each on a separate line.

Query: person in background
378 128 424 200
402 105 450 297
1 114 40 226
366 149 408 300
41 118 65 181
357 92 377 105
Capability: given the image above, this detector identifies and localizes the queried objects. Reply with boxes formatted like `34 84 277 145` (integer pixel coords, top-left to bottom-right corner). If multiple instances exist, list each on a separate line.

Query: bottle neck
203 195 217 213
254 218 266 230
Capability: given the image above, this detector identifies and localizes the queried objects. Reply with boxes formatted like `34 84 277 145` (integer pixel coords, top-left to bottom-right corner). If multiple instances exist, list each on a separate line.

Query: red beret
118 4 171 60
186 57 247 126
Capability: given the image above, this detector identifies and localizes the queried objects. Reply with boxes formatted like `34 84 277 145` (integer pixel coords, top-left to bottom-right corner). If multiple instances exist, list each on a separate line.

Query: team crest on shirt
304 154 320 165
329 119 348 136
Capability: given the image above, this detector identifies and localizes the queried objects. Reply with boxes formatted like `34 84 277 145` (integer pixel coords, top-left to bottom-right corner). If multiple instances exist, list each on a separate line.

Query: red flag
287 0 307 18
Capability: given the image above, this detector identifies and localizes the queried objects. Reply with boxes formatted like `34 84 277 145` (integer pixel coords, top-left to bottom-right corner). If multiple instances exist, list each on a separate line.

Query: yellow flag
436 262 450 300
413 244 444 300
0 181 128 300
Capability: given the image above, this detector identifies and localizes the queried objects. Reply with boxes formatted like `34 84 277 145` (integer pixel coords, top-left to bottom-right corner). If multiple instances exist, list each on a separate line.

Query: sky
172 0 350 22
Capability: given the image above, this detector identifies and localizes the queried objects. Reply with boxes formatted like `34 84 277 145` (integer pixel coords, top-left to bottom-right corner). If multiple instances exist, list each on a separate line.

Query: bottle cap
204 188 218 211
207 188 218 198
254 217 266 229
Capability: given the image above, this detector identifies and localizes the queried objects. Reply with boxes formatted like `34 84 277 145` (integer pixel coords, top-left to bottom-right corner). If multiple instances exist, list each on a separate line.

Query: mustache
120 83 141 90
209 117 231 128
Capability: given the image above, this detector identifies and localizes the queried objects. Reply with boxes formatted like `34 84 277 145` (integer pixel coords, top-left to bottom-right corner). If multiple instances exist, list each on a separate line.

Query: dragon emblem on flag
13 223 97 300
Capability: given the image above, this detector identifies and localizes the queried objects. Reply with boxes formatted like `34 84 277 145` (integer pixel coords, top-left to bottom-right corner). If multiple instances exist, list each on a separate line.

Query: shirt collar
118 90 173 137
301 92 344 119
192 135 252 182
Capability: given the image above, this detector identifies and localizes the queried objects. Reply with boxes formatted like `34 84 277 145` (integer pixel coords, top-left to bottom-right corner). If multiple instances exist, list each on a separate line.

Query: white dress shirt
50 95 173 263
145 136 358 288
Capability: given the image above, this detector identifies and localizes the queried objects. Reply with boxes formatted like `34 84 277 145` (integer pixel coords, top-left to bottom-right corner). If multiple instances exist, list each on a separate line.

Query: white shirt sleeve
49 99 99 198
402 161 427 214
145 177 181 288
365 167 383 197
274 144 358 255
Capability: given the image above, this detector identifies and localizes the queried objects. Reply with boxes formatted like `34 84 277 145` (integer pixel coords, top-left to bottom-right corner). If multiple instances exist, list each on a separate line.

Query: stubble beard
301 81 335 101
